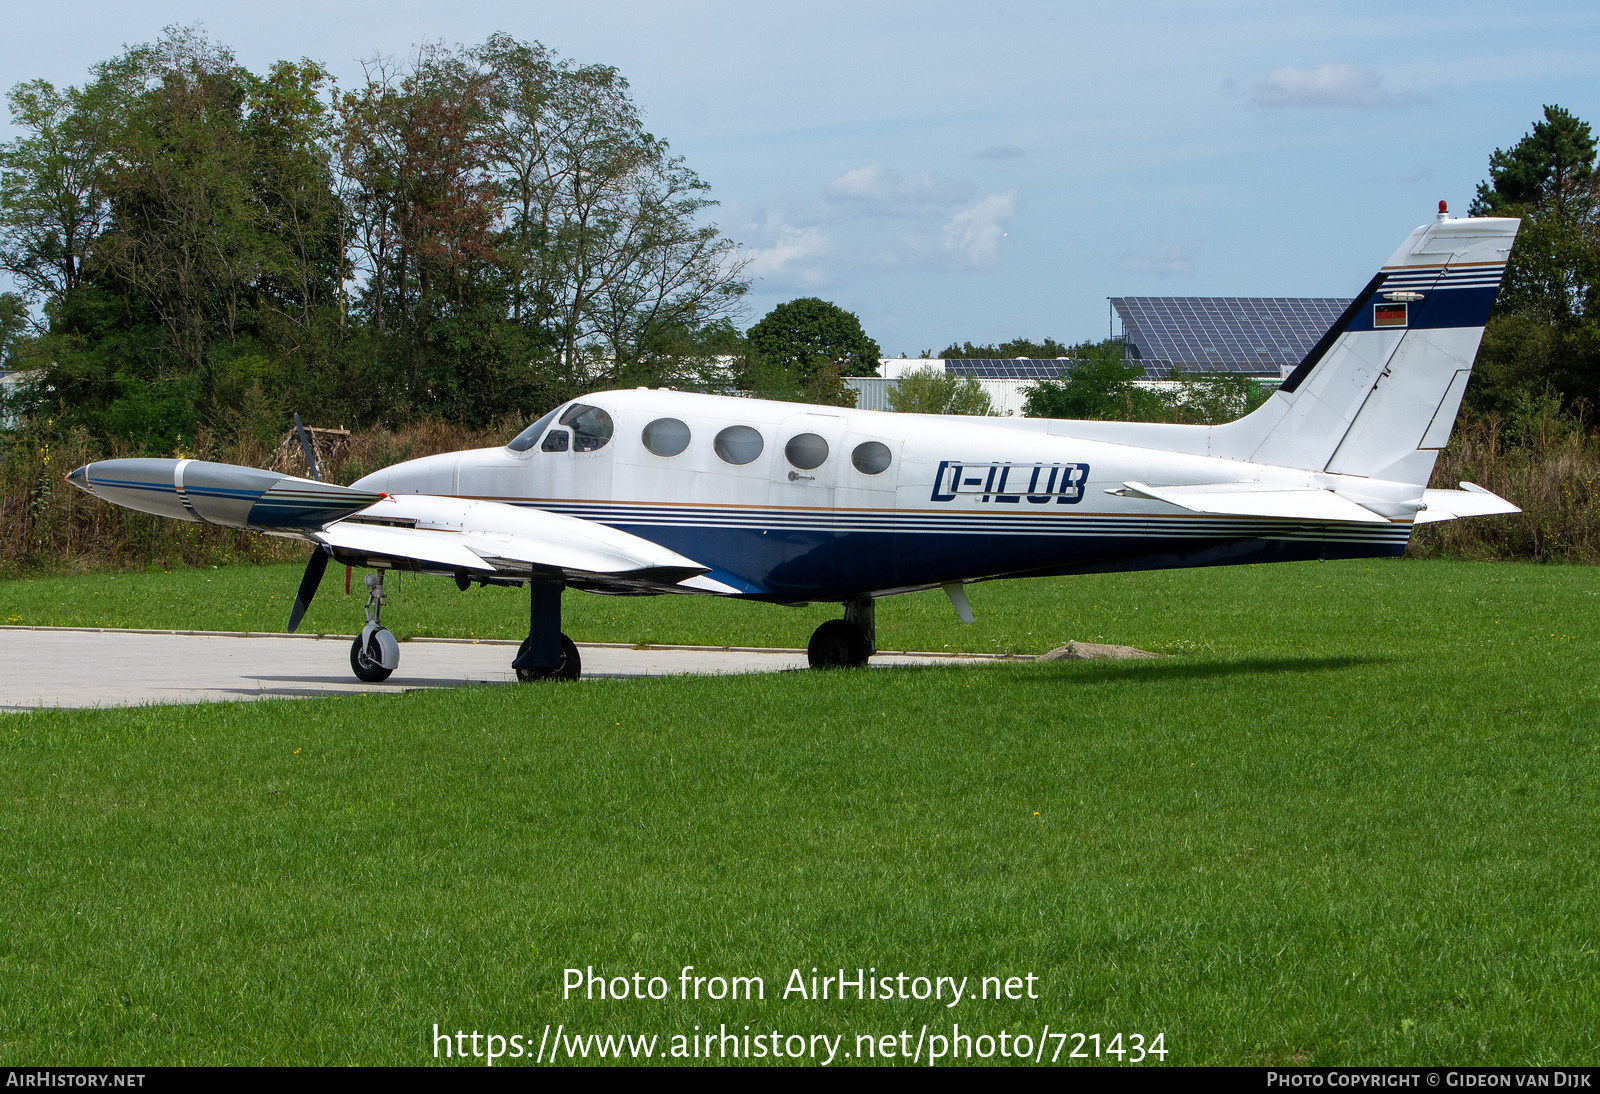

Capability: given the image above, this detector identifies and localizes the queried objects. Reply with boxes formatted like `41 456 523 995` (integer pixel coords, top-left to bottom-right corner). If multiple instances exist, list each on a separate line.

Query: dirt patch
1037 641 1160 661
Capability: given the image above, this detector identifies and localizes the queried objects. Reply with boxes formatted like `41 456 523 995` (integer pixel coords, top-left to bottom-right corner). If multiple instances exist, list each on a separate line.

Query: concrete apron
0 627 1015 710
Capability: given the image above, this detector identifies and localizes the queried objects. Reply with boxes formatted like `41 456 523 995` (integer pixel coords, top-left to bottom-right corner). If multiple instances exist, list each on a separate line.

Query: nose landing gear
350 571 400 682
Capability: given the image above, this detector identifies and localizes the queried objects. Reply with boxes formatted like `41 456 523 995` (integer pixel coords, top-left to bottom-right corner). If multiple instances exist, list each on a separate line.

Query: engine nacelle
66 458 383 533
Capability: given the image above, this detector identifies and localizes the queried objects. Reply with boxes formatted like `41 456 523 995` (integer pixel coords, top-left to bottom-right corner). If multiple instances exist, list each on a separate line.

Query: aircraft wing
65 458 711 589
317 494 711 588
1116 481 1392 523
1415 483 1521 524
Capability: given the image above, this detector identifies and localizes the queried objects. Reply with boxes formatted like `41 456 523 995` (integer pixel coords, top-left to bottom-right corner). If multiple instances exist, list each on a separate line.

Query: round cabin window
642 417 691 457
784 433 829 470
714 425 765 465
851 441 892 475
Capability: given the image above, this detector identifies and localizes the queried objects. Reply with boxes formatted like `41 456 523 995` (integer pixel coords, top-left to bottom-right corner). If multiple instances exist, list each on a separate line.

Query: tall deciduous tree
473 34 746 395
92 30 273 376
0 76 121 305
1 29 750 440
745 297 880 405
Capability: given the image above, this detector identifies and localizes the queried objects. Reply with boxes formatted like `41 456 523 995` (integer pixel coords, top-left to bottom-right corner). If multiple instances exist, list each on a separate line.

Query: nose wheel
349 571 399 682
351 629 398 682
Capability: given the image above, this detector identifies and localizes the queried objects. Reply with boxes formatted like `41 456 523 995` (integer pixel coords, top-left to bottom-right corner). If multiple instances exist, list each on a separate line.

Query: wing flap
1118 481 1391 523
314 522 498 571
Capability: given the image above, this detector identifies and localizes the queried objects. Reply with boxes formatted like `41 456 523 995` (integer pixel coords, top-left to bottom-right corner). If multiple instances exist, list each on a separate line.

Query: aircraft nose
66 464 89 491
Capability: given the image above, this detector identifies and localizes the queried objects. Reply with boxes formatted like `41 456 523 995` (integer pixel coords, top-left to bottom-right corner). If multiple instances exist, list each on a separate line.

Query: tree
940 336 1070 359
334 36 749 420
1465 105 1600 414
886 364 993 415
245 59 346 327
92 31 268 376
473 34 746 396
1164 372 1271 424
745 297 879 405
0 30 750 442
1472 106 1595 221
338 42 500 414
0 292 27 368
1022 339 1166 420
0 77 119 305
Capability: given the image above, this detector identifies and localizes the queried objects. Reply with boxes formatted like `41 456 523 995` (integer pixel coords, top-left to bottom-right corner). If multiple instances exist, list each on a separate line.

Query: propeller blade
287 548 330 634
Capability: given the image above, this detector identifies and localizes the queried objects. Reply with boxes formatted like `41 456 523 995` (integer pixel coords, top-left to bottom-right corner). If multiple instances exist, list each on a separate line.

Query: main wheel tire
807 619 872 669
350 632 394 682
515 632 581 682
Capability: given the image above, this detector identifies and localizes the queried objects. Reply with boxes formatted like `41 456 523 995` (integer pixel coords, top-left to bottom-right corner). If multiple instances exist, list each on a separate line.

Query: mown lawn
1 558 1596 1065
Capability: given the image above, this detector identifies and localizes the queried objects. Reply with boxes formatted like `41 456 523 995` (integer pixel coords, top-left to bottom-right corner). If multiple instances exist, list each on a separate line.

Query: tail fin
1212 210 1519 486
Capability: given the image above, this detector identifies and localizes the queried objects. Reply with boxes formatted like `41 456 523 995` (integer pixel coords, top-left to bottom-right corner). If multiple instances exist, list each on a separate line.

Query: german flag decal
1374 302 1408 327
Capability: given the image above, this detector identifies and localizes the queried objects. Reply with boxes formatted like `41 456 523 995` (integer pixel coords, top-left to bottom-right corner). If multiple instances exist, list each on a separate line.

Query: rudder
1212 208 1519 486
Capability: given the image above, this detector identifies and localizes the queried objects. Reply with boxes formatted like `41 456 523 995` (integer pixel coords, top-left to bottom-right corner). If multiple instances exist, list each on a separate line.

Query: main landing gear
351 571 400 682
511 578 581 681
807 596 875 669
344 571 580 683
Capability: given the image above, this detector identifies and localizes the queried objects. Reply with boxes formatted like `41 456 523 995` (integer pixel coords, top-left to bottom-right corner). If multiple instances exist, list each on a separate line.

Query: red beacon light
1437 199 1450 221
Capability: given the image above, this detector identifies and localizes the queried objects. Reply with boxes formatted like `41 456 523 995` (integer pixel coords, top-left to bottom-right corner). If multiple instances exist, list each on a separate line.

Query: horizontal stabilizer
1415 482 1521 524
1117 481 1391 524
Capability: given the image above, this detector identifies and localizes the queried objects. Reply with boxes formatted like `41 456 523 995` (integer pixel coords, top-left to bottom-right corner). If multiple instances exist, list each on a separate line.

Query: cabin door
770 411 849 506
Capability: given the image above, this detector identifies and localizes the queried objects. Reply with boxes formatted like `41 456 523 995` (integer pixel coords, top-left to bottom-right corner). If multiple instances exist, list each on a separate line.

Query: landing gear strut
512 578 581 681
808 596 875 669
350 571 400 682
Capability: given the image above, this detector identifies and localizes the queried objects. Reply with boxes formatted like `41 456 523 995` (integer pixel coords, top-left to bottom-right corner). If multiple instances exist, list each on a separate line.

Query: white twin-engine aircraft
69 207 1521 682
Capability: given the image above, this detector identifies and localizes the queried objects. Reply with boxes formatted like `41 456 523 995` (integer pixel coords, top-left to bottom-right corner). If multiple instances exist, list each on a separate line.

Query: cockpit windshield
507 406 562 453
506 402 614 454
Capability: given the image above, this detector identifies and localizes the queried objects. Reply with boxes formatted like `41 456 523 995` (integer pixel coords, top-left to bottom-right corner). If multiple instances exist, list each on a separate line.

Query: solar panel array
941 359 1073 379
1111 297 1350 377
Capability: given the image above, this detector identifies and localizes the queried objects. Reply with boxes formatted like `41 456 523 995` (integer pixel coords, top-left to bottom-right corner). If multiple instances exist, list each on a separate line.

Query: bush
886 366 993 415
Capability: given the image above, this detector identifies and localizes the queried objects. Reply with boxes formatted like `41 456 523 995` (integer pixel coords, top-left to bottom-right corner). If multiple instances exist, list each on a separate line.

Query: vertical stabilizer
1211 210 1519 486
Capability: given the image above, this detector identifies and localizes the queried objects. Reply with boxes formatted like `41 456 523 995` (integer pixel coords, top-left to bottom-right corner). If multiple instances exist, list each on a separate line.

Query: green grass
4 555 1591 658
1 558 1598 1065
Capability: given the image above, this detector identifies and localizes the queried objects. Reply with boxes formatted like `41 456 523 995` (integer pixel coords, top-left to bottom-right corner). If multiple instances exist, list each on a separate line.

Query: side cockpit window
560 403 614 453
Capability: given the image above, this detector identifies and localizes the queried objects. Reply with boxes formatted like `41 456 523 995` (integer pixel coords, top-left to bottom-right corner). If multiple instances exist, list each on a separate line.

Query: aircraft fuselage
353 388 1412 603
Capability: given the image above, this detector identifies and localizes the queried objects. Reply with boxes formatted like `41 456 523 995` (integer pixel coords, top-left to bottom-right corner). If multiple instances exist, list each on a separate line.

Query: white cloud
1251 63 1425 109
1112 241 1202 278
735 174 1018 286
938 191 1017 267
740 215 834 289
824 166 973 217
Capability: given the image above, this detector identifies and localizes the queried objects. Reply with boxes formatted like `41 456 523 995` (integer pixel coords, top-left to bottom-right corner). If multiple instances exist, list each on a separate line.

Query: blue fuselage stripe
498 499 1411 600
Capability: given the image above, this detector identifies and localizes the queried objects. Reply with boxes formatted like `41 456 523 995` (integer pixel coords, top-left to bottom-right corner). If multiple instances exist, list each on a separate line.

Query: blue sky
5 1 1598 355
